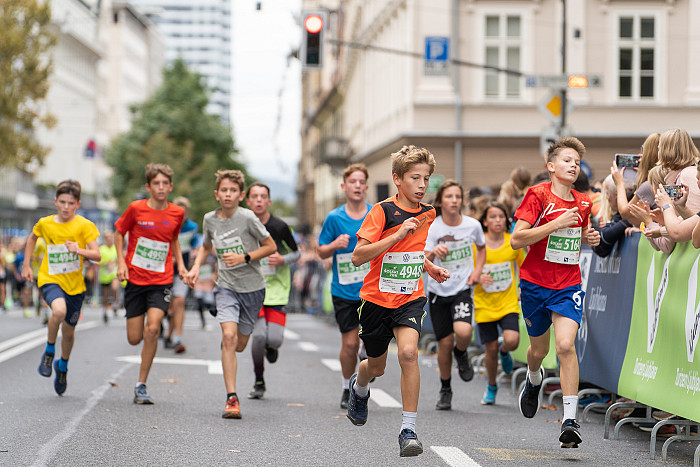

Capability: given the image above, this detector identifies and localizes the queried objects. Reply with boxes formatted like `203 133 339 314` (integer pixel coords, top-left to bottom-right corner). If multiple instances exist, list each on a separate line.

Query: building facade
299 0 700 230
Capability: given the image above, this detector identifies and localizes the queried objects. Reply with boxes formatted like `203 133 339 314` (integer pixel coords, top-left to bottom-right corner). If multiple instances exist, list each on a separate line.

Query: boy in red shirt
511 137 600 448
115 163 187 404
348 145 449 457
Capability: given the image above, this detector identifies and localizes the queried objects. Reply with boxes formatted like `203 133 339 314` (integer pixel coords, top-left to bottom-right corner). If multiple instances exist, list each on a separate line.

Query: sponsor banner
618 240 700 422
576 236 639 393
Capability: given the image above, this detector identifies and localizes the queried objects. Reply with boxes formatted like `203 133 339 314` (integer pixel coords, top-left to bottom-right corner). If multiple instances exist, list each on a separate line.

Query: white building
129 0 232 125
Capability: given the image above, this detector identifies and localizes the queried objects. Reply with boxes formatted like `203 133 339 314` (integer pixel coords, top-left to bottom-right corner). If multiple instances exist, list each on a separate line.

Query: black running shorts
358 296 427 358
332 296 361 334
428 288 474 341
477 312 519 344
124 282 172 319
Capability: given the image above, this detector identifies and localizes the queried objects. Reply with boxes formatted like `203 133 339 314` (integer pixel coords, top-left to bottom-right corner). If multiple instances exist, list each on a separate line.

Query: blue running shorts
519 279 585 337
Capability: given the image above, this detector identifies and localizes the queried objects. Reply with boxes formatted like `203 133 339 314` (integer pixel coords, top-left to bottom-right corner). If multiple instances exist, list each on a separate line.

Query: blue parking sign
424 36 449 75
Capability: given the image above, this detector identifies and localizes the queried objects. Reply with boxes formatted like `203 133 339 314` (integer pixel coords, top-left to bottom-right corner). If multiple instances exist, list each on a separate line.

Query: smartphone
663 185 684 199
615 153 641 169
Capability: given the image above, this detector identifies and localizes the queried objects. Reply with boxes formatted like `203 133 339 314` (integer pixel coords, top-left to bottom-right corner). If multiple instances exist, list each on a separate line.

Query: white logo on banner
576 251 593 363
647 255 671 353
686 255 700 363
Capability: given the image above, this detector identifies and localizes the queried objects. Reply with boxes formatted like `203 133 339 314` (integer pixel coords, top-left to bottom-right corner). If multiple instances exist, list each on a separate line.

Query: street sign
424 36 449 76
538 90 574 124
525 74 603 89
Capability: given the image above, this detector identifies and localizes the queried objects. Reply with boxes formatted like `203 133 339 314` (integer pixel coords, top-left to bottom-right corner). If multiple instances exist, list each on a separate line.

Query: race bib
260 257 276 276
178 230 196 254
47 244 81 275
131 237 169 272
199 263 214 281
545 227 581 265
215 236 245 271
481 262 512 293
379 251 424 294
336 252 370 285
439 239 473 273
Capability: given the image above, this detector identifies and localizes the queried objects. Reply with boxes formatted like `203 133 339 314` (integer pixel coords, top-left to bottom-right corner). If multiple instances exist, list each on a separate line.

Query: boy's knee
222 333 237 349
555 339 576 358
397 345 418 365
144 325 160 341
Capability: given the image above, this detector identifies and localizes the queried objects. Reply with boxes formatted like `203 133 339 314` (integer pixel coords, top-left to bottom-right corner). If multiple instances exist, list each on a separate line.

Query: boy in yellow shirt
23 180 101 395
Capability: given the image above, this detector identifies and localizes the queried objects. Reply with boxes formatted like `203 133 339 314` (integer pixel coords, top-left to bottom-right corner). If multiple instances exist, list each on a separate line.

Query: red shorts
257 305 287 326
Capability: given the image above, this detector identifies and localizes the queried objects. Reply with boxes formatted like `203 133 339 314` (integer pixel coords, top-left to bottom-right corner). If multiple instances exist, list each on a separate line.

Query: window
617 15 656 100
484 14 521 99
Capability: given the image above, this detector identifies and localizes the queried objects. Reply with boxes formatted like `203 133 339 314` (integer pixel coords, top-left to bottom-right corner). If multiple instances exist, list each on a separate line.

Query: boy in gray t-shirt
185 169 275 419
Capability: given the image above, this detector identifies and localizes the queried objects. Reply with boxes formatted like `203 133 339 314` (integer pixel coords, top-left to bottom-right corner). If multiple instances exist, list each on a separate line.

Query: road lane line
284 329 300 340
321 358 341 372
298 341 319 352
31 363 133 467
0 322 98 364
431 446 481 466
115 355 223 374
369 388 402 408
0 328 47 353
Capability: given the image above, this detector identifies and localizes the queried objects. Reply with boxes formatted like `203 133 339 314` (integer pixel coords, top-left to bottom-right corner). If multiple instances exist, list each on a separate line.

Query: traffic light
301 11 326 68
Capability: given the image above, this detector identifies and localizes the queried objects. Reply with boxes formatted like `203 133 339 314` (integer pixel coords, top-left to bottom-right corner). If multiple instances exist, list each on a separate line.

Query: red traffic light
304 14 323 34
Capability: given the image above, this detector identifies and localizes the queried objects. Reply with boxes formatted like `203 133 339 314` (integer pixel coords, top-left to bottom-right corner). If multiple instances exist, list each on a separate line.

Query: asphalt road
0 305 697 466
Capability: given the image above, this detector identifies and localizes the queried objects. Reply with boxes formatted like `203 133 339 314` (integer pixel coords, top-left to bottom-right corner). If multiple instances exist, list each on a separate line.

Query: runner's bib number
439 239 473 273
379 251 424 294
131 237 169 272
545 227 581 265
481 262 512 293
47 244 81 275
215 236 245 271
336 252 370 285
260 257 276 276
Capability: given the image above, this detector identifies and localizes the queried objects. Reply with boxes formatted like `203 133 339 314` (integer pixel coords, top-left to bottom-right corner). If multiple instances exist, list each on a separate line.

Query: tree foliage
0 0 56 169
106 59 245 223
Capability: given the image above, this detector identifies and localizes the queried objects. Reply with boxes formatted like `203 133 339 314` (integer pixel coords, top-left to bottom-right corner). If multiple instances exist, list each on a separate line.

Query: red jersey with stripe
356 195 436 309
514 182 591 290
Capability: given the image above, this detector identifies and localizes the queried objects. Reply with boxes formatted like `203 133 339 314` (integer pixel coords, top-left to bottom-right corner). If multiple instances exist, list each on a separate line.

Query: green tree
106 59 245 223
0 0 56 169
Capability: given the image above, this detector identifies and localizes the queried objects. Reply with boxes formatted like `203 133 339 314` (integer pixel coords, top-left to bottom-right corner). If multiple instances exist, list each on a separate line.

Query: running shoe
265 345 279 364
340 388 350 409
24 308 32 318
499 348 513 375
454 348 473 382
346 373 369 426
163 337 173 349
519 367 544 418
481 384 498 405
53 360 67 395
248 381 266 399
435 387 452 410
38 351 54 377
559 419 582 448
222 394 242 419
398 429 423 457
134 384 154 404
174 343 186 354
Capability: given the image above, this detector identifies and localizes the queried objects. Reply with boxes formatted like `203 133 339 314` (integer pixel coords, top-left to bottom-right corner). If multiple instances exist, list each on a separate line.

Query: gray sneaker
134 384 154 404
248 381 266 399
454 348 474 382
435 387 452 410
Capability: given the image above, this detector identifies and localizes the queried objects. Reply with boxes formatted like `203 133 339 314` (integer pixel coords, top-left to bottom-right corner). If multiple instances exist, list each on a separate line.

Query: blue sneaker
38 351 54 377
53 360 67 395
346 373 369 426
134 384 154 404
398 429 423 457
481 384 498 405
499 350 513 375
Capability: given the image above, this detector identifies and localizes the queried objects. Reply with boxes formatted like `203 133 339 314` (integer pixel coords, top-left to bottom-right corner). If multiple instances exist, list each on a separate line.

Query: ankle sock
255 378 265 386
227 392 237 400
57 358 68 372
136 382 146 388
46 342 55 354
528 367 543 386
342 377 350 390
172 335 182 345
453 346 466 357
401 411 417 432
563 395 578 420
353 380 369 398
440 377 451 390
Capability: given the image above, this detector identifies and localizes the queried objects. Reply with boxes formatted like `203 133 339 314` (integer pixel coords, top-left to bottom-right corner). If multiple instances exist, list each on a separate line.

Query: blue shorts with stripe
519 279 584 337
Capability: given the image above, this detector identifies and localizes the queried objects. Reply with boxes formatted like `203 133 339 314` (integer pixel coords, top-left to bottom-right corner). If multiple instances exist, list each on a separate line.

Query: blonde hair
658 129 699 170
545 137 586 163
391 145 435 178
342 163 369 182
647 164 669 190
215 169 245 191
637 133 660 188
145 163 174 184
173 196 190 211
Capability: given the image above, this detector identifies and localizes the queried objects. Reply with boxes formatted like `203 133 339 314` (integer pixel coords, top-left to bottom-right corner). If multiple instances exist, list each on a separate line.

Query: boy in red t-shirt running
115 163 187 405
348 145 449 457
511 137 600 448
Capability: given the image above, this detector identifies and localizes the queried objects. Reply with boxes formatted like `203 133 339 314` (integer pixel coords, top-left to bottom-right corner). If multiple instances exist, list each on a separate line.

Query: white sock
401 411 417 432
342 378 350 390
563 396 578 420
172 335 182 345
528 367 543 385
136 382 145 388
353 380 369 398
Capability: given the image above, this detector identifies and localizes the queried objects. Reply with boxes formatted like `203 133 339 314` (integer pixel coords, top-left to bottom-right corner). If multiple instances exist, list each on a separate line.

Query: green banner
618 240 700 421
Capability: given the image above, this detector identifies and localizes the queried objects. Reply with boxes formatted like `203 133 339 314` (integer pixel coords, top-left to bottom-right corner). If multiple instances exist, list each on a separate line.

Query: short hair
531 171 551 185
172 196 190 211
342 163 369 182
658 128 700 171
145 163 174 184
246 181 270 198
545 137 586 163
573 170 590 193
215 169 245 191
391 145 436 178
432 179 464 217
479 201 512 232
56 179 81 201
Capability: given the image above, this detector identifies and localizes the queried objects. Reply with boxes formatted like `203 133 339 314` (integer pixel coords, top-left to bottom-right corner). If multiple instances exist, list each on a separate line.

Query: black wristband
244 253 251 263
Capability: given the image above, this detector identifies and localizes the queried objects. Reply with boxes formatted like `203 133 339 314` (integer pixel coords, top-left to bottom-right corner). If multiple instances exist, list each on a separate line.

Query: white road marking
369 388 402 408
284 329 300 340
115 355 222 374
0 322 98 364
430 446 481 467
32 363 133 467
321 358 342 372
298 341 319 352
